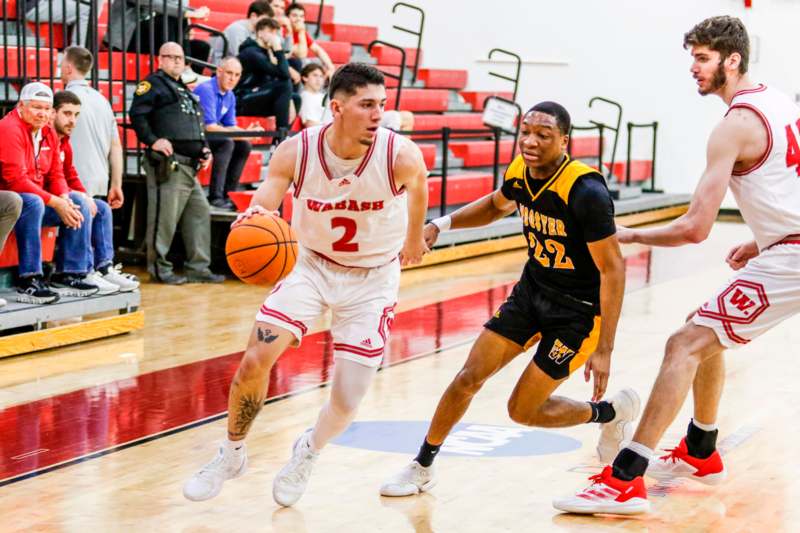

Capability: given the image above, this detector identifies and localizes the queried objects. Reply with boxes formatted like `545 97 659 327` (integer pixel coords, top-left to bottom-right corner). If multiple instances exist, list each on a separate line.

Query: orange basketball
225 213 298 286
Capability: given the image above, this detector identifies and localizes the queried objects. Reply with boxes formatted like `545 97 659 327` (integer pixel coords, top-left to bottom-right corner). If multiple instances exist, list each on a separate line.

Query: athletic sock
225 438 245 454
587 401 616 423
612 442 653 481
414 439 441 467
685 419 718 459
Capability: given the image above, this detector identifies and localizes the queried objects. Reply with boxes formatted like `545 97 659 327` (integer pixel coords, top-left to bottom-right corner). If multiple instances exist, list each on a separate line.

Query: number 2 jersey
291 124 409 268
727 84 800 250
501 155 616 310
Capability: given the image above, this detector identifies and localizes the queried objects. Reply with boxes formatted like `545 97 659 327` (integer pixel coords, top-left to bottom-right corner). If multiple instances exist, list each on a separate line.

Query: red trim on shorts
378 304 396 343
723 321 750 344
311 249 398 270
333 342 385 357
293 129 310 199
768 234 800 248
354 131 378 177
258 306 308 335
726 103 772 176
317 123 335 180
732 84 767 98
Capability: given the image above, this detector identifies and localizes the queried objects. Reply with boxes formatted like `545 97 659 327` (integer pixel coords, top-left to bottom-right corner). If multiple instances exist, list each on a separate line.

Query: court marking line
0 337 476 489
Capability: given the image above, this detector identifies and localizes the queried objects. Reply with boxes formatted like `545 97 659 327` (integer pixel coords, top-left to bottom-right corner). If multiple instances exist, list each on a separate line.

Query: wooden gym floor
1 221 799 532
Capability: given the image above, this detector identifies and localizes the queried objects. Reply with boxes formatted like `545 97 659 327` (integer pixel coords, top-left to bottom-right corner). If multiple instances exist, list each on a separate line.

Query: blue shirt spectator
195 76 238 128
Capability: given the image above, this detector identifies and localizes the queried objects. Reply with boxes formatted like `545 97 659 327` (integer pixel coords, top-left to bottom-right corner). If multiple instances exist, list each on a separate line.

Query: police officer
129 41 224 285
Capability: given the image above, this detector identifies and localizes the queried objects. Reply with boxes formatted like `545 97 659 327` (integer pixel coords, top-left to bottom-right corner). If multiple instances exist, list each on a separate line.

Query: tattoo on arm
257 327 278 344
230 394 263 438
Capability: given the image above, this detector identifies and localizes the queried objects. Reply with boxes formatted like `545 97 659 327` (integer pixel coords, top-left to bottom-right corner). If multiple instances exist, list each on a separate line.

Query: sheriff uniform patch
135 81 151 96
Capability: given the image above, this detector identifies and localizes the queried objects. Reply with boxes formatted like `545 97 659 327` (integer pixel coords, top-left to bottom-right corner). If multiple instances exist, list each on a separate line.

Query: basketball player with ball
183 63 429 506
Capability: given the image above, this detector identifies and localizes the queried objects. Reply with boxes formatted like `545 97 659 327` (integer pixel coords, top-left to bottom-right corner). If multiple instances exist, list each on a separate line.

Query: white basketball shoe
380 460 437 497
646 438 727 485
183 442 248 501
273 430 319 507
596 388 641 463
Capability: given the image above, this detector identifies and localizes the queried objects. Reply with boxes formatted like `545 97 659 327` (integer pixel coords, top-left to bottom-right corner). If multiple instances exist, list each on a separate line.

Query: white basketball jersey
291 124 408 267
727 85 800 250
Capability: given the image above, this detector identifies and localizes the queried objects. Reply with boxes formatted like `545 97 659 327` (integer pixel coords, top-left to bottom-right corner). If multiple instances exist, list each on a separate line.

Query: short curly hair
683 16 749 74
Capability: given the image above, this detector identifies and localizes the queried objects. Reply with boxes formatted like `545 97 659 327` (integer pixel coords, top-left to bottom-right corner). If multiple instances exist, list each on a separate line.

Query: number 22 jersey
291 124 409 268
501 155 616 310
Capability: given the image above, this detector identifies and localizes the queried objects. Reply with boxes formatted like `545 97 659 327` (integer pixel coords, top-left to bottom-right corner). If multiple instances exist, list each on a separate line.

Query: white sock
626 441 654 461
225 438 245 453
691 418 718 432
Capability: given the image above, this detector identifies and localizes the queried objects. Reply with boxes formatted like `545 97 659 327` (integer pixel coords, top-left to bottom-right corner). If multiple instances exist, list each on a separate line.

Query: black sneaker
186 271 225 283
16 275 60 304
209 198 236 211
50 273 100 297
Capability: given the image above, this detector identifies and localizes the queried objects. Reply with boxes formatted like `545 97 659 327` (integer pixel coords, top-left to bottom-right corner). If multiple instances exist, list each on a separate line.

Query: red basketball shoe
647 438 727 485
553 465 650 515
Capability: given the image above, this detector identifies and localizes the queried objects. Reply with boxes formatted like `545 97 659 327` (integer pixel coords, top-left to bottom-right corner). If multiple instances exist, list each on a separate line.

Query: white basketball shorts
255 248 400 367
692 241 800 348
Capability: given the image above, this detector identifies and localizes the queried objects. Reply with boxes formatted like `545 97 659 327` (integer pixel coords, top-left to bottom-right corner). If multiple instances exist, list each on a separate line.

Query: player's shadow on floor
272 506 308 533
380 492 437 533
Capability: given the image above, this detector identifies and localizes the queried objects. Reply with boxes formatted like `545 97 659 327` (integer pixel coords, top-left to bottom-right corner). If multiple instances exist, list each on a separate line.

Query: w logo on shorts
548 339 575 365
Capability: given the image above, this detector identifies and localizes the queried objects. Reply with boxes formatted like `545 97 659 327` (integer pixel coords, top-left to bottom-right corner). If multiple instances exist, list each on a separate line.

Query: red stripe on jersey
733 84 767 98
354 132 378 176
386 132 404 196
726 103 773 176
293 129 310 199
317 123 335 180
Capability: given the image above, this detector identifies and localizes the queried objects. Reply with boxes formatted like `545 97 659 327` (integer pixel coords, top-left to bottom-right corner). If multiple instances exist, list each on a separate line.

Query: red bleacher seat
449 140 514 167
604 160 653 183
52 80 126 113
418 69 468 90
204 12 242 32
427 173 494 207
321 23 377 45
335 64 402 87
0 46 56 78
412 113 491 140
417 143 436 170
0 228 57 269
117 121 144 149
236 116 276 145
229 190 294 220
301 2 335 25
311 41 352 64
385 89 449 113
569 136 602 158
3 1 20 19
197 151 263 186
97 52 153 81
29 23 66 49
459 91 514 112
368 45 421 68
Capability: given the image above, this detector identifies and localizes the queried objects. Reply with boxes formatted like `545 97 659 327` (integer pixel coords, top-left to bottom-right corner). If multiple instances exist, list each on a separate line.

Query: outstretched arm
393 140 429 265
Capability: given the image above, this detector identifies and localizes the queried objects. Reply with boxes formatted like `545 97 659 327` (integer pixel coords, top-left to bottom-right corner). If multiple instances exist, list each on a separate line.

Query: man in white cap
0 82 99 304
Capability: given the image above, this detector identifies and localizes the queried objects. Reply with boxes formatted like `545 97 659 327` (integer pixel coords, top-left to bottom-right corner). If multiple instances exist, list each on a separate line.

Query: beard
699 60 728 95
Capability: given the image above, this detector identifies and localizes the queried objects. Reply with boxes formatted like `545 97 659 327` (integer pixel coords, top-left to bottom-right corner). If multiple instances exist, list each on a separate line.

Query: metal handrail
391 2 424 84
568 123 606 174
588 96 623 182
313 0 326 39
487 48 521 102
626 121 659 192
367 40 405 110
184 23 229 70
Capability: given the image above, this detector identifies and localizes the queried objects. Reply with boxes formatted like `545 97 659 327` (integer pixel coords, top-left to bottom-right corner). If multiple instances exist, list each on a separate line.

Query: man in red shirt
0 82 97 303
286 3 334 78
52 90 140 294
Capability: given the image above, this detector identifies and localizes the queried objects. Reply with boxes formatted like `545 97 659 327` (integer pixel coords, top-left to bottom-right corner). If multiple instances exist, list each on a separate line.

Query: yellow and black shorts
484 274 601 380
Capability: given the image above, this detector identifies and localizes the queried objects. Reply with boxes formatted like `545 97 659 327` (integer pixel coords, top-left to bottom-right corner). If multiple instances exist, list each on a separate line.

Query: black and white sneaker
16 276 60 304
50 273 100 297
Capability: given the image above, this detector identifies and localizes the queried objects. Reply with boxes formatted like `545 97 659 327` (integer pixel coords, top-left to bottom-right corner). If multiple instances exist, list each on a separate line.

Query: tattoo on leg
257 327 278 344
232 394 263 437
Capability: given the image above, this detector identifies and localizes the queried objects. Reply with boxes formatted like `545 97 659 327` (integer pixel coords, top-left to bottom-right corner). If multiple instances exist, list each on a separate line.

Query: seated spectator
52 90 140 294
299 63 331 128
0 192 23 307
209 1 274 65
270 0 294 51
286 3 335 78
106 0 210 55
236 18 294 127
25 0 90 47
195 57 265 210
0 83 98 304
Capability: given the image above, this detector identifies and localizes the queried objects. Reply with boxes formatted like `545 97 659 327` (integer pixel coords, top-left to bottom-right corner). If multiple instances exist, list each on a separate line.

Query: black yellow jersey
500 154 616 309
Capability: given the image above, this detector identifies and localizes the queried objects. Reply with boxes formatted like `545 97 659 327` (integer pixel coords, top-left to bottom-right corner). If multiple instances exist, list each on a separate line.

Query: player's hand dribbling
399 237 429 266
423 222 440 248
232 205 280 227
584 348 611 401
726 240 759 270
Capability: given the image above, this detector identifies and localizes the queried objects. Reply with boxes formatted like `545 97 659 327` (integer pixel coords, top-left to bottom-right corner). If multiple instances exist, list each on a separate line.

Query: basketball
225 213 298 286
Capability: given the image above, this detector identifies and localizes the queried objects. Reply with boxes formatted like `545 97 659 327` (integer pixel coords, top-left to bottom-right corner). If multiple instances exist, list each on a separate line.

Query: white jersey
727 84 800 250
291 124 409 267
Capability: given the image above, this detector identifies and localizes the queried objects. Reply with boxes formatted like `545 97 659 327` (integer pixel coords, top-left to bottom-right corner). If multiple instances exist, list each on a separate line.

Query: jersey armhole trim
293 129 310 199
726 103 773 176
386 132 404 196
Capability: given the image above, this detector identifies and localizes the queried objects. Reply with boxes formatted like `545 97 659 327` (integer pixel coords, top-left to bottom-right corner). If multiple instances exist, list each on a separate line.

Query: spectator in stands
106 0 211 55
0 83 98 304
0 192 22 307
129 42 224 285
25 0 91 47
236 18 294 128
52 90 140 294
298 63 331 128
195 57 265 210
269 0 294 50
286 3 335 78
209 1 274 65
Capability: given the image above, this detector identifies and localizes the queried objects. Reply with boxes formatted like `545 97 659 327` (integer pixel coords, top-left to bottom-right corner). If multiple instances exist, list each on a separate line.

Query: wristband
431 215 451 232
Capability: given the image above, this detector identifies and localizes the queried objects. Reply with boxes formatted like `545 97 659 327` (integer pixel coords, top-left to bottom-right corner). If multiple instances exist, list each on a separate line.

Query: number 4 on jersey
785 120 800 175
